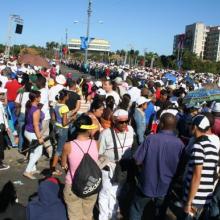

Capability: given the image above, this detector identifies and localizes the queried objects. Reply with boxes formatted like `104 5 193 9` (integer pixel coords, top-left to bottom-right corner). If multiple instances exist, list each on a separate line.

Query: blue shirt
144 101 155 125
134 130 185 197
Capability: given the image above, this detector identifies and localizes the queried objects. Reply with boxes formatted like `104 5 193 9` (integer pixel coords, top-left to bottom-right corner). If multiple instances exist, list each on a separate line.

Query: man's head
67 79 77 91
102 79 113 93
159 113 177 131
113 109 129 132
160 90 168 102
36 74 46 89
192 114 210 138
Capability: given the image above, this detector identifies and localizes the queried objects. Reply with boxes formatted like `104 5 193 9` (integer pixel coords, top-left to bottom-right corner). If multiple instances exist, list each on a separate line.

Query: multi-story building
184 22 207 59
204 26 220 62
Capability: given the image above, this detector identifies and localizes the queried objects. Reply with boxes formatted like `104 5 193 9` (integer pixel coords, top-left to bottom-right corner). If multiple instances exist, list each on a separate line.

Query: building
204 26 220 62
68 38 111 52
184 22 207 59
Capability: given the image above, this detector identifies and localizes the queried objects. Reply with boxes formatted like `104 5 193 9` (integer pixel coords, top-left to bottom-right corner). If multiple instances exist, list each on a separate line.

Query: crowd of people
1 54 220 220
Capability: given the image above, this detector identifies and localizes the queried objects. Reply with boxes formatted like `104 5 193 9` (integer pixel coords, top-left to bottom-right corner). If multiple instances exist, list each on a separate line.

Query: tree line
0 42 220 74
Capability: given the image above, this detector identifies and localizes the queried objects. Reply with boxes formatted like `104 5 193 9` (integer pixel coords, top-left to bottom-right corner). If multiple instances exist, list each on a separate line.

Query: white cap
95 81 102 88
56 75 66 85
136 96 150 106
113 109 128 121
96 88 106 96
113 77 123 84
212 102 220 113
192 115 210 130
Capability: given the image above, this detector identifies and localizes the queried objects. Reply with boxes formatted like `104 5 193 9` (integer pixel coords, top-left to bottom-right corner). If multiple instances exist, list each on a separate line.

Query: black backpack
70 139 102 198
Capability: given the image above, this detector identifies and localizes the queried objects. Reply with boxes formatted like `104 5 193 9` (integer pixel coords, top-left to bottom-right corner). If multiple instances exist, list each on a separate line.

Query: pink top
65 139 98 185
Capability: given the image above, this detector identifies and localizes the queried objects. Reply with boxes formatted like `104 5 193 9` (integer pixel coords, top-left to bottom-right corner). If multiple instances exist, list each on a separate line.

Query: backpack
70 139 102 198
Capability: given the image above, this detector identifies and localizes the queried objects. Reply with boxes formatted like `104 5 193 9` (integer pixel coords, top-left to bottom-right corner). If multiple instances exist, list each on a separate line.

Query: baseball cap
192 115 210 130
96 88 106 96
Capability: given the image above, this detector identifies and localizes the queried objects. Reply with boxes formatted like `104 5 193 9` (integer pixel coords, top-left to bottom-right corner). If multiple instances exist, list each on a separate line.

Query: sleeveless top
25 105 45 133
65 139 98 185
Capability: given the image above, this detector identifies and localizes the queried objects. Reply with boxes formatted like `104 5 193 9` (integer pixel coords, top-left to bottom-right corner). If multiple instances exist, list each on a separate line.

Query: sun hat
212 102 220 113
80 124 98 130
136 96 150 106
55 75 66 85
113 109 128 121
192 115 210 130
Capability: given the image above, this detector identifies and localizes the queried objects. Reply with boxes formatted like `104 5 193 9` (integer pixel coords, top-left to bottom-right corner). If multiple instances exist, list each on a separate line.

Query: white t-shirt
49 84 64 106
208 134 220 152
106 90 120 106
15 92 30 114
0 75 8 88
99 125 134 162
40 88 50 120
0 101 8 128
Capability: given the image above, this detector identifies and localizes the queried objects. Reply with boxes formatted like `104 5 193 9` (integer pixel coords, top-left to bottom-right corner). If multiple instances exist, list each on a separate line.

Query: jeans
7 101 17 126
17 113 25 150
0 130 6 164
24 131 43 173
55 126 68 156
177 205 206 220
129 187 166 220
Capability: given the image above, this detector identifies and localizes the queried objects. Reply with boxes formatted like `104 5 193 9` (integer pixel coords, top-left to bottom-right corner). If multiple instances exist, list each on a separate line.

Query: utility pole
85 0 92 64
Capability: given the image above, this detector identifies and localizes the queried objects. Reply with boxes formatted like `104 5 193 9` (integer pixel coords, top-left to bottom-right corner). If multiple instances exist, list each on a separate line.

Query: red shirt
5 79 22 101
155 88 161 100
212 118 220 137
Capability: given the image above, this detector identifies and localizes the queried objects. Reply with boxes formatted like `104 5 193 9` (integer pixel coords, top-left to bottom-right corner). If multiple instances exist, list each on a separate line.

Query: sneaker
0 163 10 171
23 172 36 180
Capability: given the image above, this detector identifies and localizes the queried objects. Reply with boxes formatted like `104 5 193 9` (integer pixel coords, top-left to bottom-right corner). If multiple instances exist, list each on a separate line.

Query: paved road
60 64 89 79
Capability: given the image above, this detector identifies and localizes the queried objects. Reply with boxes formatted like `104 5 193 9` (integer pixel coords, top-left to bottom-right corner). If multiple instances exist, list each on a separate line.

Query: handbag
110 128 128 184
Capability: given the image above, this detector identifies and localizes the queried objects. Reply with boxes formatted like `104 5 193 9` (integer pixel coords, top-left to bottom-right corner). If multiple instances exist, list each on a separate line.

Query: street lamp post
4 14 23 58
85 0 92 64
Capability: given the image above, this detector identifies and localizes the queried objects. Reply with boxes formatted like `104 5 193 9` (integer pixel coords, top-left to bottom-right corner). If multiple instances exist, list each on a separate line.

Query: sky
0 0 220 55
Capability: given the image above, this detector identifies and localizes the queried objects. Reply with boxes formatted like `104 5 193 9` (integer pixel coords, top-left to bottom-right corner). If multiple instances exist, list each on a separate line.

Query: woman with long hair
51 89 74 175
62 114 99 220
87 99 104 140
100 95 115 129
23 90 45 179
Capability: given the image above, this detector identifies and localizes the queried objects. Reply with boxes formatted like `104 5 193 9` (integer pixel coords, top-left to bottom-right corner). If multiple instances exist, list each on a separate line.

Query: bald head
159 113 177 131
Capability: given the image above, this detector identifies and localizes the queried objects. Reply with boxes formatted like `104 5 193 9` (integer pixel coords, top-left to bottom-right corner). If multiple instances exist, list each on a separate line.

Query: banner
80 37 88 50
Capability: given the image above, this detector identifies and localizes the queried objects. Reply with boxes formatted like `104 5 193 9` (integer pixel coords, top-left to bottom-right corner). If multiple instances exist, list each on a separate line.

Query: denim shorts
56 126 68 156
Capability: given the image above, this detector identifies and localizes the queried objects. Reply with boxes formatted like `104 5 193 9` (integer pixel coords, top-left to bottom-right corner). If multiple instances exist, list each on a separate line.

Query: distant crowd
1 55 220 220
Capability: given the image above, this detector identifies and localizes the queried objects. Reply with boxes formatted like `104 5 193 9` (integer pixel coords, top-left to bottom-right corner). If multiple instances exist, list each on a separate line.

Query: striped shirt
183 135 219 205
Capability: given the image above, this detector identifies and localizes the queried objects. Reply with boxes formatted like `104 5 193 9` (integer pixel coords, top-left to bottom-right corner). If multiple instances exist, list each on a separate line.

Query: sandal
52 170 62 176
23 172 36 180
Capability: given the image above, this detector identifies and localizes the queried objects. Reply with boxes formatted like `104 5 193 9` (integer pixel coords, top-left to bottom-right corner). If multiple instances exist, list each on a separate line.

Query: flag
80 37 88 50
178 34 185 49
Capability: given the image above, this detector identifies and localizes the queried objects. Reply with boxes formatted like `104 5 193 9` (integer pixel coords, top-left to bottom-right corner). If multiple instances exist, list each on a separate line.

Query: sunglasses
118 120 129 124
